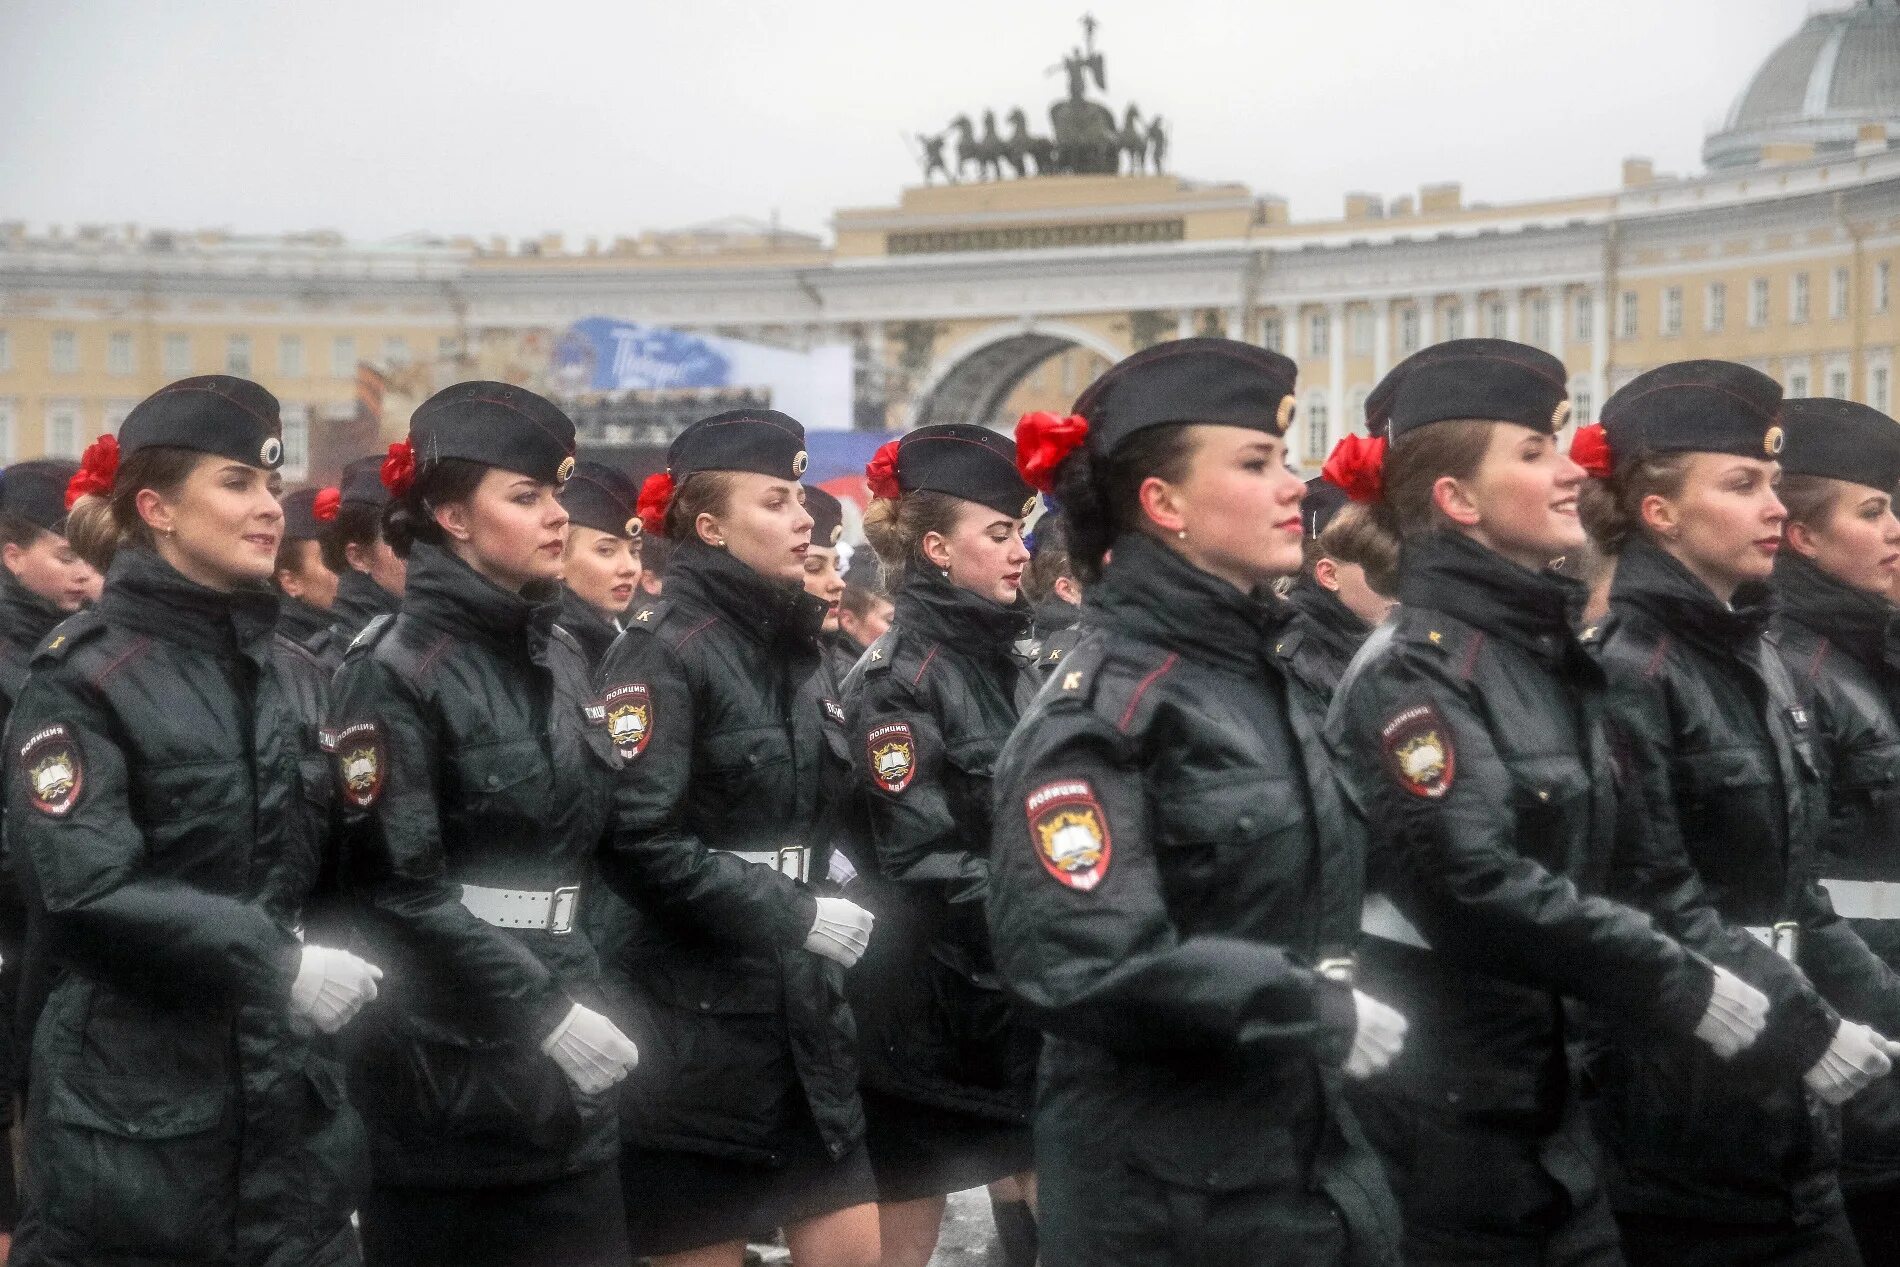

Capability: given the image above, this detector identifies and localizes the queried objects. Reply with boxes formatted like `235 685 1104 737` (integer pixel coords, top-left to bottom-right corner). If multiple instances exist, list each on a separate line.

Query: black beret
121 375 284 469
0 460 78 533
805 485 845 548
339 454 389 508
895 423 1037 520
560 460 641 539
1303 475 1351 540
1780 398 1900 493
843 549 883 592
1376 339 1571 440
668 409 808 483
411 381 577 486
1074 337 1298 455
1599 360 1784 469
280 487 329 542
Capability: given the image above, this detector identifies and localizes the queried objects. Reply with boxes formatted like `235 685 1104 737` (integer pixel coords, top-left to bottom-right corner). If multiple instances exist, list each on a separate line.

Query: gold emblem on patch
604 683 653 760
866 721 915 793
330 721 386 809
1764 425 1784 456
1026 780 1113 891
1380 704 1456 799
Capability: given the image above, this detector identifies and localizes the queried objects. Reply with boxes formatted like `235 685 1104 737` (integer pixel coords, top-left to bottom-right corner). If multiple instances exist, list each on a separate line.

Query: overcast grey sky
0 0 1828 244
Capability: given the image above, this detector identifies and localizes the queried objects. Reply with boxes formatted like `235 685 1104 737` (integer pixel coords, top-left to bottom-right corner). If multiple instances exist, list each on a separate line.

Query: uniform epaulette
1270 623 1308 663
860 630 900 677
346 614 394 658
1393 606 1471 661
271 630 324 671
623 598 671 634
31 610 106 665
1036 636 1121 718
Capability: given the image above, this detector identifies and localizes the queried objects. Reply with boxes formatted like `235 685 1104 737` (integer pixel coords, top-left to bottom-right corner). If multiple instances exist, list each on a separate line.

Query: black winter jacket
307 569 399 671
9 549 363 1267
1330 532 1717 1255
329 543 621 1188
1589 537 1900 1224
557 586 621 673
595 541 860 1166
1281 576 1371 701
840 568 1040 1122
989 533 1397 1267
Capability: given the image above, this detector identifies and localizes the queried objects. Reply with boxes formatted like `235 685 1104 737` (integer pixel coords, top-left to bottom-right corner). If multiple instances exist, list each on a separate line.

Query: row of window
1622 262 1895 340
0 330 458 378
0 398 310 474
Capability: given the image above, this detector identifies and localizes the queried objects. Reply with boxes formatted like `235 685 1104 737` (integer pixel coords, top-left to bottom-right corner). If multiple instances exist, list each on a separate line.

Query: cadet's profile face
1318 556 1395 628
564 524 642 618
1644 453 1785 599
1787 478 1900 598
839 591 893 648
801 544 846 631
1451 423 1586 570
137 457 284 591
922 498 1030 604
699 474 813 585
275 538 338 609
3 528 96 613
434 467 569 592
348 534 408 597
1152 425 1305 590
76 558 104 605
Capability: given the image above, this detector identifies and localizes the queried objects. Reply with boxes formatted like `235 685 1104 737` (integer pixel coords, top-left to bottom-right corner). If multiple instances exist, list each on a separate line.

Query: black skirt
620 1133 877 1256
862 1088 1034 1204
359 1162 628 1267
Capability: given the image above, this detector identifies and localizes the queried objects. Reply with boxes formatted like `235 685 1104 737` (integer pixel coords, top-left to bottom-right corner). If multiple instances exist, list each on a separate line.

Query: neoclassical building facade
3 0 1897 478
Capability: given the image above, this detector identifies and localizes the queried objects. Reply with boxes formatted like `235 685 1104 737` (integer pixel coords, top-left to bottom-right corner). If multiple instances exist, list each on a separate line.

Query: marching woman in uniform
329 383 641 1267
987 337 1407 1267
601 409 880 1267
1326 340 1775 1267
309 455 405 670
1579 363 1900 1266
1768 397 1900 1260
801 485 857 682
556 459 643 671
1278 472 1396 700
273 485 340 646
10 376 376 1267
841 423 1042 1267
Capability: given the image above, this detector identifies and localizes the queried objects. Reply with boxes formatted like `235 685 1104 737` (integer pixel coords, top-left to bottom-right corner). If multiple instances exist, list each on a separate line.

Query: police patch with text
19 723 83 817
331 721 386 809
866 721 915 793
1380 703 1455 799
604 683 652 761
1026 778 1112 891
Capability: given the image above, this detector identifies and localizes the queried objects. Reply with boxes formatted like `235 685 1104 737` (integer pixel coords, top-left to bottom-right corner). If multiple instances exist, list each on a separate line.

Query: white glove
541 1003 640 1096
290 945 383 1034
1344 989 1408 1080
1693 965 1771 1060
804 896 875 968
1803 1020 1900 1105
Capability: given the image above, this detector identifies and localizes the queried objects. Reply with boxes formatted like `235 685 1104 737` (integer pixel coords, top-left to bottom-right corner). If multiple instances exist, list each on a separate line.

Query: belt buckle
548 886 580 935
1773 920 1800 962
775 846 809 883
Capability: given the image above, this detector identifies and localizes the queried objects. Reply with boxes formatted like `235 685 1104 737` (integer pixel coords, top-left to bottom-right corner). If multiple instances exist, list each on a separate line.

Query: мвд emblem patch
19 724 82 817
1380 704 1455 799
604 683 652 761
330 721 386 809
1026 779 1112 891
866 721 915 793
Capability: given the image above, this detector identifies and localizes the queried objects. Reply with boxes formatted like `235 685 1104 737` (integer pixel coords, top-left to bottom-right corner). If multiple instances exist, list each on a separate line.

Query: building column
1328 302 1347 459
1373 298 1392 382
1176 309 1194 340
1550 287 1568 360
1417 294 1436 349
1226 307 1245 340
1590 286 1610 417
1505 290 1523 342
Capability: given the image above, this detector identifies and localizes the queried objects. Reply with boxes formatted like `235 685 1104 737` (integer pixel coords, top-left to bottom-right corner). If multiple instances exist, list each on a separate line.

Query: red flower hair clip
1568 423 1614 480
312 486 341 523
1321 433 1388 504
65 433 121 509
1015 412 1090 495
864 440 902 501
380 439 417 497
636 471 676 536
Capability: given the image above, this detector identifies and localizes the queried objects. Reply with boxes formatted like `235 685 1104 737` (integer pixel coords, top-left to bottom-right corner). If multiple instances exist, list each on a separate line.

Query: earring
940 568 950 580
1177 529 1187 541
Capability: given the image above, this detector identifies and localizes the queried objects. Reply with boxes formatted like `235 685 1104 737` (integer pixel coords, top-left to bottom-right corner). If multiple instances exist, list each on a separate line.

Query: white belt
727 846 810 882
1743 922 1800 961
1821 878 1900 921
1360 894 1431 951
460 884 579 935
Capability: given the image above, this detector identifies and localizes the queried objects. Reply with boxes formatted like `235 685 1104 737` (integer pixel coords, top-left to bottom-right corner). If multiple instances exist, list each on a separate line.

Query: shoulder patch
331 721 387 808
32 612 106 665
19 723 83 817
866 721 915 792
822 697 847 726
1380 703 1455 799
602 682 653 760
1025 779 1112 891
863 631 897 674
